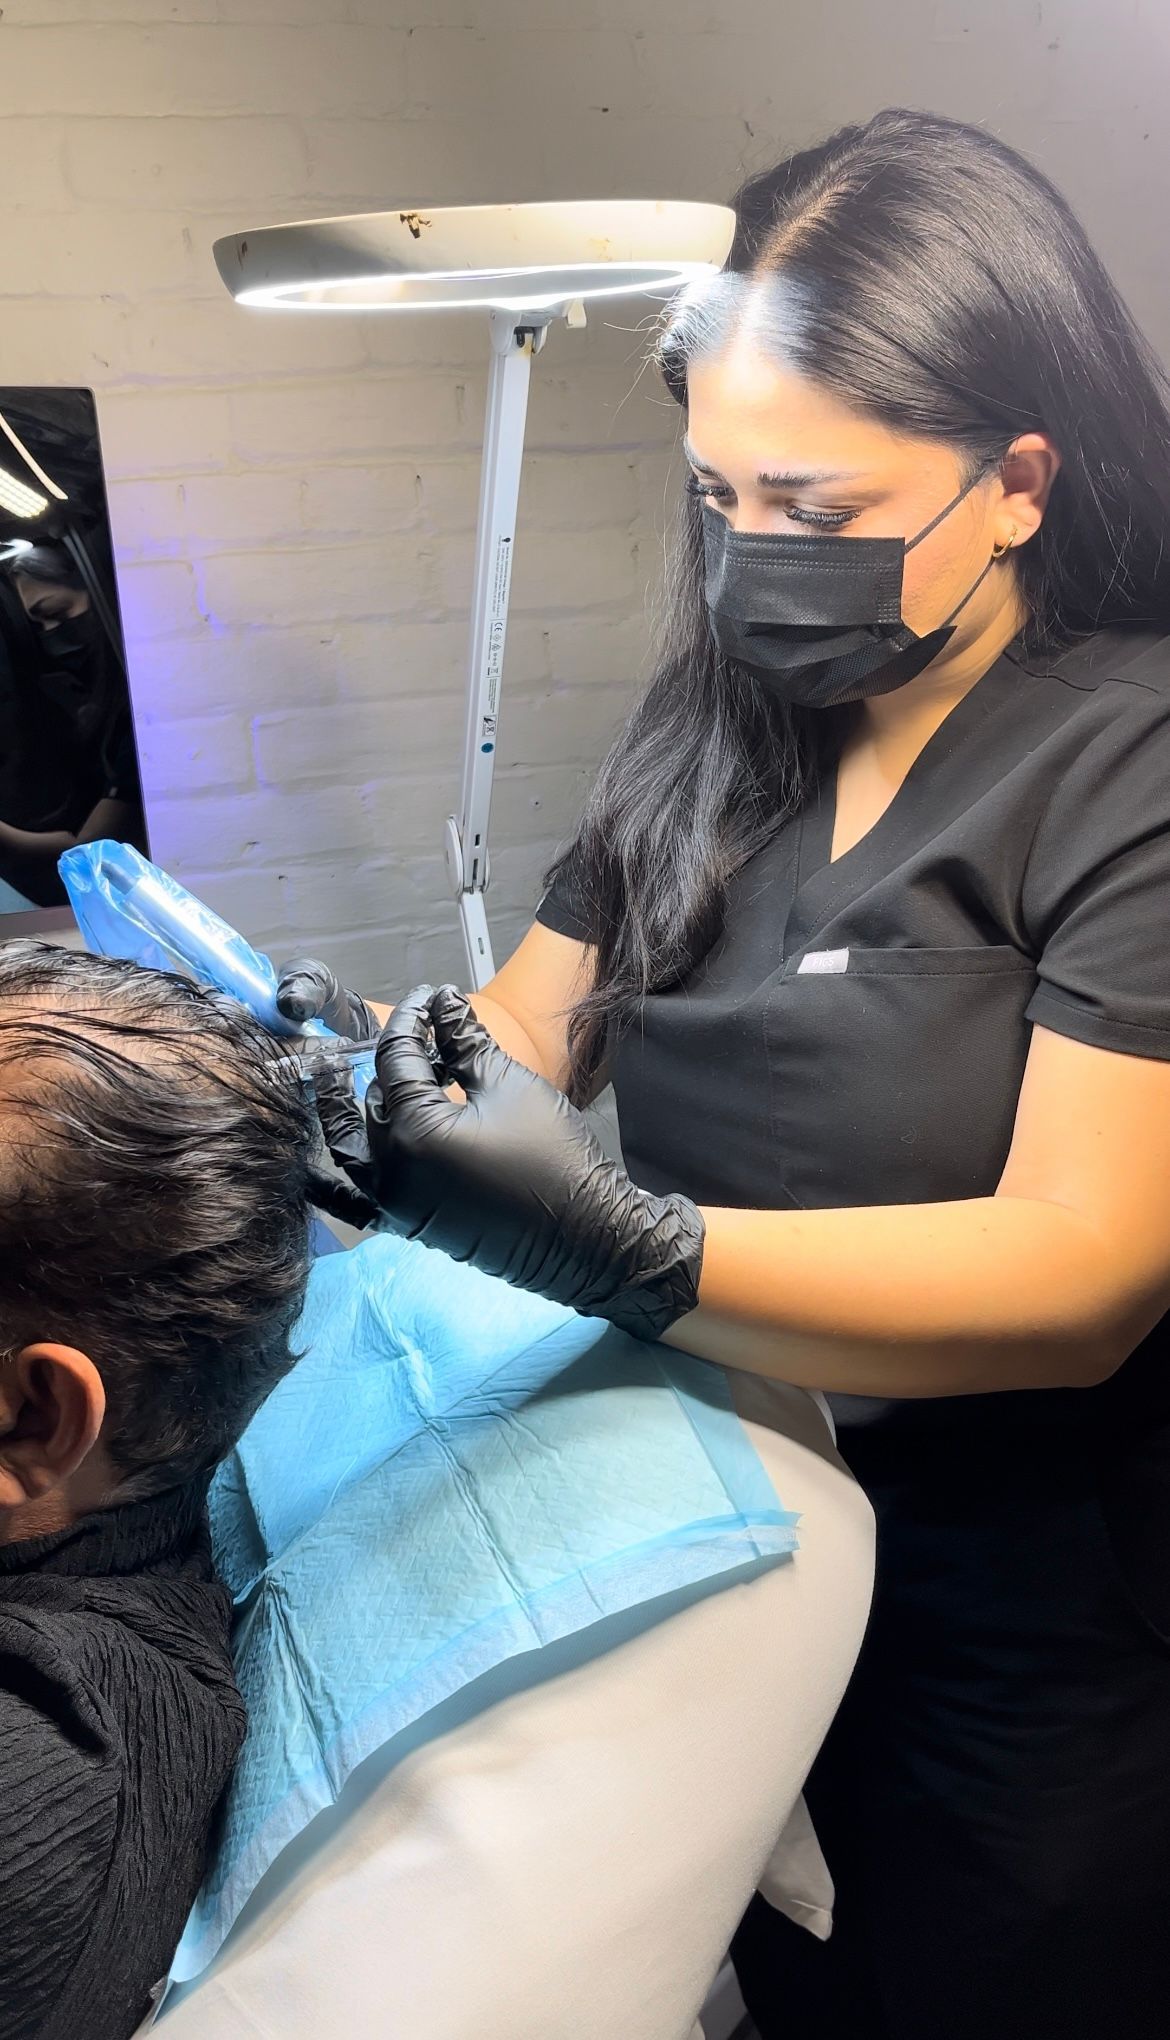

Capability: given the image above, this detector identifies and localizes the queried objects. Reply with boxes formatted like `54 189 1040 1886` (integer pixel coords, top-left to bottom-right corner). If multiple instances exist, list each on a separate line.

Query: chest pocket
765 945 1037 1209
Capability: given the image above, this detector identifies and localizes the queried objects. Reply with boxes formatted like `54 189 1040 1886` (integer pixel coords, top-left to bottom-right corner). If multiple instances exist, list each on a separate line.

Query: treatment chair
160 1378 873 2040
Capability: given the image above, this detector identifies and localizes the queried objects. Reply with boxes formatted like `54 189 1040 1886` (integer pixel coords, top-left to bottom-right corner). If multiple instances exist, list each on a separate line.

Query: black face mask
36 607 109 736
702 466 1004 709
39 606 102 679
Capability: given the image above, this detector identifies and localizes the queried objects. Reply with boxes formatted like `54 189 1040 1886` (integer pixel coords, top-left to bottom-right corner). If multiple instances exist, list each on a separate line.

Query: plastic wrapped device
59 840 377 1099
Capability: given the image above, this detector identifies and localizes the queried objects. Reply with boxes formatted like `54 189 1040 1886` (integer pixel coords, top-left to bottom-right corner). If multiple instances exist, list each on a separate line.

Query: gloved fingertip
374 987 452 1100
276 982 315 1024
429 986 470 1049
277 956 345 1029
382 984 437 1038
306 1167 378 1231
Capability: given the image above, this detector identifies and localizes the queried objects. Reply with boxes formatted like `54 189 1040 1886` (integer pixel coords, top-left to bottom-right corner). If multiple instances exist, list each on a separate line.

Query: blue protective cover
172 1232 799 1981
60 839 306 1035
59 840 378 1098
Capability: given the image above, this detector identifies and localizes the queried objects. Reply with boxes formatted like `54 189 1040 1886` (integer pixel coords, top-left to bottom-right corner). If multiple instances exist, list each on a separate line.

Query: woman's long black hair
549 108 1170 1103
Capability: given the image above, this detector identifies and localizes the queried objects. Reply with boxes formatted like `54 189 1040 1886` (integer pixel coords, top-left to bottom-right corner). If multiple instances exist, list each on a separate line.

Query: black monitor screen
0 387 147 923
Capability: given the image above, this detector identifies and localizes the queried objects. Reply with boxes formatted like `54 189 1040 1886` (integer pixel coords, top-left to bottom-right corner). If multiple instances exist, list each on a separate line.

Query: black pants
732 1442 1170 2040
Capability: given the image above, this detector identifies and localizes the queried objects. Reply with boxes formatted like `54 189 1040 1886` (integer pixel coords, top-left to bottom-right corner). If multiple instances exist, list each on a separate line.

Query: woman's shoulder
1020 627 1170 910
1016 626 1170 713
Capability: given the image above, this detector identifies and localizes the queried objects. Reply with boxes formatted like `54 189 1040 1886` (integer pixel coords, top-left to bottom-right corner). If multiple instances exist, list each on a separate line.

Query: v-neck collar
782 647 1026 960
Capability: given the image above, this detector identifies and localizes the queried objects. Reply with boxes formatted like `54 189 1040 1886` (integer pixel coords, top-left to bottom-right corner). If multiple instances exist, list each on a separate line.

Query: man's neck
0 1491 80 1547
0 1454 119 1548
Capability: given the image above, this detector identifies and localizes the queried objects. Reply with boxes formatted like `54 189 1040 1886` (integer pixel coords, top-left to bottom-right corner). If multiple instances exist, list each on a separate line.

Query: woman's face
685 341 1053 649
13 573 90 634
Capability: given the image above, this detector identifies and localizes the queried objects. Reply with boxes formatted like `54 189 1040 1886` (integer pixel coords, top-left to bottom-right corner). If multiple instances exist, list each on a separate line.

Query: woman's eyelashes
685 475 735 506
683 475 859 529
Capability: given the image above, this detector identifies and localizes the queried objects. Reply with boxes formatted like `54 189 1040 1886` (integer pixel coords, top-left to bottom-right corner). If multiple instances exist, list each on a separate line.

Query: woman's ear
998 432 1063 550
0 1344 106 1510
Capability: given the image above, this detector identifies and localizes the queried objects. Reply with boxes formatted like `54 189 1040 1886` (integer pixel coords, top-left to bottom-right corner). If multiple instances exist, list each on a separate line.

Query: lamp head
214 199 735 314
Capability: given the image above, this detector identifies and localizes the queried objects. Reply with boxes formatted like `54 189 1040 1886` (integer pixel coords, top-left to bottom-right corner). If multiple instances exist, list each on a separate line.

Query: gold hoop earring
992 526 1018 560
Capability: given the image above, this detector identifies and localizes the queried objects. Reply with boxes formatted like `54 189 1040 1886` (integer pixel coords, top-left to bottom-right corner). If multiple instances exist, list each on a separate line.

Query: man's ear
0 1345 106 1509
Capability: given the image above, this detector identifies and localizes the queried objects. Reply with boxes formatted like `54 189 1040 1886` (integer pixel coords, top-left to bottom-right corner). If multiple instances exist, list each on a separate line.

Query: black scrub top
539 628 1170 1616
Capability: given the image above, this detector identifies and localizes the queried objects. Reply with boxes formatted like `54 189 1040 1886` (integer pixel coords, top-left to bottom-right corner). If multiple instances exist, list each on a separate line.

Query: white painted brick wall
2 0 1168 995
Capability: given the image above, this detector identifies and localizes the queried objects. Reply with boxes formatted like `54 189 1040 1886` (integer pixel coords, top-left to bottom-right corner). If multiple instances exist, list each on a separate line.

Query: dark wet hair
549 108 1170 1102
0 942 314 1493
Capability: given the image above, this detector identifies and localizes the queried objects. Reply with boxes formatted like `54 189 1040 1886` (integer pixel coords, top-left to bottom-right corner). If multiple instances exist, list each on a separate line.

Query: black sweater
0 1481 245 2038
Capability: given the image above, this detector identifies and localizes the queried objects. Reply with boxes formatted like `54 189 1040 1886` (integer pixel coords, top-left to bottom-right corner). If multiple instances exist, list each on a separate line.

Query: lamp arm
444 309 554 988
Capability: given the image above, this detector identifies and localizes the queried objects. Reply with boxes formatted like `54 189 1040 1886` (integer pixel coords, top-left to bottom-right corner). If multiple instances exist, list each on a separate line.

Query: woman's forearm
663 1195 1149 1397
0 820 75 859
470 995 553 1077
0 800 133 865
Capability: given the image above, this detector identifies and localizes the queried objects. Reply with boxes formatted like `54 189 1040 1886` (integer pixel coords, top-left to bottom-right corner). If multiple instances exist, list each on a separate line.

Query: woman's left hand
318 984 705 1340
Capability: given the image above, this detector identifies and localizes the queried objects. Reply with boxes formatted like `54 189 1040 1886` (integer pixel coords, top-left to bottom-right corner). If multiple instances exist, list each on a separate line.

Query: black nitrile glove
319 983 705 1341
305 1158 380 1233
272 960 379 1226
276 957 380 1042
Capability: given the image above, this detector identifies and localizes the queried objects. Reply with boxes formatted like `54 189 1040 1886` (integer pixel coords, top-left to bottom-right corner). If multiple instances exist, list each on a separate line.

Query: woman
0 544 145 906
281 111 1170 2037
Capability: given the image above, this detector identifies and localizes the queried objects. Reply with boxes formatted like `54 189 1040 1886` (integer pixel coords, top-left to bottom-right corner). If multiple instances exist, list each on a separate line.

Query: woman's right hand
276 957 381 1042
314 985 705 1338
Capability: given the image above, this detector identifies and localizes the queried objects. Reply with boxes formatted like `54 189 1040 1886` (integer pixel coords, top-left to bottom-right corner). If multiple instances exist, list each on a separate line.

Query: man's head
0 942 314 1537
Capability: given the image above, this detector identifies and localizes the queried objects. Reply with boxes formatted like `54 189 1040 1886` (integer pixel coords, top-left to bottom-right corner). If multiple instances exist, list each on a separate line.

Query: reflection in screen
0 388 146 915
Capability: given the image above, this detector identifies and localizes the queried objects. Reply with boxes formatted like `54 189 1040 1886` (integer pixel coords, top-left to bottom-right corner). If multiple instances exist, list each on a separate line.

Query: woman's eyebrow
757 466 863 488
682 439 862 488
